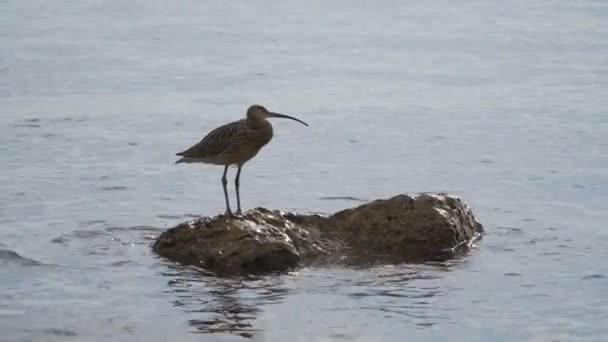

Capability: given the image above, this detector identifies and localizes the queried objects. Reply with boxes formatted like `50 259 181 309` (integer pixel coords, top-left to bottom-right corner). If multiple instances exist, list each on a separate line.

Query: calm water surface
1 1 608 341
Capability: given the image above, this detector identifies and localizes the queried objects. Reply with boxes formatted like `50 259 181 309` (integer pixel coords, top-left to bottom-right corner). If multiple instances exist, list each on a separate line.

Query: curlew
175 104 308 216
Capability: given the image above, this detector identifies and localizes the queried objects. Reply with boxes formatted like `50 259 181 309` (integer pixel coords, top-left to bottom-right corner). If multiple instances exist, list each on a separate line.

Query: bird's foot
224 209 234 218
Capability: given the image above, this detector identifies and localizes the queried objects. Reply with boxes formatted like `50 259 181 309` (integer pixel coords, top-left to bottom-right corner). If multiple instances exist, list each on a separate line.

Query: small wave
110 260 132 267
36 328 78 337
12 123 41 128
0 249 43 266
504 272 522 277
319 196 367 202
51 229 111 245
83 219 107 225
99 186 129 191
106 225 162 232
157 214 182 220
494 226 524 236
581 274 605 280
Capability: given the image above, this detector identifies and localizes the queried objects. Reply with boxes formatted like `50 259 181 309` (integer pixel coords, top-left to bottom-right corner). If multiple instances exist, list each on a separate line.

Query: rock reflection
161 264 289 339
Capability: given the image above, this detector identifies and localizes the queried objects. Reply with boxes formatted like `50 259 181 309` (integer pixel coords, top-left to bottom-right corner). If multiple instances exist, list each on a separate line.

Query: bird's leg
235 164 243 216
221 165 233 216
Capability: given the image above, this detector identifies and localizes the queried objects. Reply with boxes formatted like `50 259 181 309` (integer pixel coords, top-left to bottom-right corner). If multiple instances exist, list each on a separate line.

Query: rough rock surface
153 193 483 275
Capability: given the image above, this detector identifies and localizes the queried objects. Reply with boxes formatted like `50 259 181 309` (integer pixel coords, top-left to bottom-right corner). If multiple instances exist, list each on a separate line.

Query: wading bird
175 104 308 216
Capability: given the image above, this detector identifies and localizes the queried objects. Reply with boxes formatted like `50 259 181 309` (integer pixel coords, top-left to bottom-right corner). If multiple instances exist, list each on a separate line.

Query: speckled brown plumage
175 119 273 166
175 104 308 216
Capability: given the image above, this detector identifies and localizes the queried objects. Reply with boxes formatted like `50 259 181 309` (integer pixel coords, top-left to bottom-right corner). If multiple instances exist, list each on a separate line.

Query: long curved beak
268 112 309 126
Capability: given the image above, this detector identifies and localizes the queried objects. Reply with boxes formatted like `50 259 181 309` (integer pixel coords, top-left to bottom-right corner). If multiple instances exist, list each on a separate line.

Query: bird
175 104 308 217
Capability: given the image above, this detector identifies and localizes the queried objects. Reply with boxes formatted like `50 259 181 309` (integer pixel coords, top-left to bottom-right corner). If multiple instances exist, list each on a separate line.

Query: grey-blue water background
1 1 607 341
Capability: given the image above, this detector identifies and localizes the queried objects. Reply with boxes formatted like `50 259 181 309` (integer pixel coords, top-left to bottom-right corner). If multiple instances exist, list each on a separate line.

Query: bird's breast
249 122 273 148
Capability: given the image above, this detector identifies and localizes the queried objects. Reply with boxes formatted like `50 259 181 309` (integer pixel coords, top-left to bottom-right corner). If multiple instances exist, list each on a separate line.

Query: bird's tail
174 156 202 164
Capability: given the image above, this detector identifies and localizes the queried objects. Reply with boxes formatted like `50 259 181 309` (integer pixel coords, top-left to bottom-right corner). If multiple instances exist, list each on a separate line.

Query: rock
152 208 330 275
153 193 483 275
327 193 483 262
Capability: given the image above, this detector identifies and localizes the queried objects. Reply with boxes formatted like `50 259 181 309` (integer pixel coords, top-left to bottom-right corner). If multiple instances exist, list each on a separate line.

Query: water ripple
160 264 290 338
0 249 44 267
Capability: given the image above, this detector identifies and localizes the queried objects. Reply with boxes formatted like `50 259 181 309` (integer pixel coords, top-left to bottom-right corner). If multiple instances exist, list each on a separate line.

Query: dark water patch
99 186 129 191
0 249 43 266
504 272 521 277
479 158 494 164
42 133 57 138
106 225 162 232
348 289 439 299
188 318 258 339
14 192 25 197
581 274 605 280
24 118 40 123
51 236 69 245
38 328 78 337
521 218 535 222
157 214 182 220
526 236 559 245
12 123 41 128
110 260 132 267
319 196 367 202
52 229 110 245
127 141 138 146
495 226 524 235
574 184 585 189
98 175 110 180
348 139 359 143
416 322 436 328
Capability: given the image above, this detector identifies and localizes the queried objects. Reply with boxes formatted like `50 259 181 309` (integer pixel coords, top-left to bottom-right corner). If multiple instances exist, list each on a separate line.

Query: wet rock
153 193 483 275
153 208 329 275
327 193 483 261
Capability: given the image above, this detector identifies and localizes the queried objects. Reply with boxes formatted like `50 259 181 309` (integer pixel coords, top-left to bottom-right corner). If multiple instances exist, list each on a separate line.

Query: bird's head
246 104 308 126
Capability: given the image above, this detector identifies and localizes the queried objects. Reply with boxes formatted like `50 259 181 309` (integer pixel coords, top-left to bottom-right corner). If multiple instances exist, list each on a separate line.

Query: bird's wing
176 120 243 159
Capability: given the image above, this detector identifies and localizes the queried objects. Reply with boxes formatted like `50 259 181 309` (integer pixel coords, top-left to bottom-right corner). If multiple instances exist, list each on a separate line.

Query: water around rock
153 193 483 275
